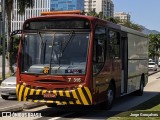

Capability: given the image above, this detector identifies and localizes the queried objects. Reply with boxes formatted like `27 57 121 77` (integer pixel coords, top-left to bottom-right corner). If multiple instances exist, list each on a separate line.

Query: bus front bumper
16 84 92 105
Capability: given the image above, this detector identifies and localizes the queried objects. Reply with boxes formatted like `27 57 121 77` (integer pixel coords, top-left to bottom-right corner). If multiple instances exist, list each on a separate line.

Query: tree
9 35 20 63
86 11 143 32
0 36 2 55
148 34 160 61
5 0 33 73
120 20 143 32
87 9 98 17
98 12 104 19
106 17 118 24
0 36 7 55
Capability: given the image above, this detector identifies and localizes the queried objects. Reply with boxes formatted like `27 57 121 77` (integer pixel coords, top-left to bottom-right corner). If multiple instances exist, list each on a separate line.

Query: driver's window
93 26 107 74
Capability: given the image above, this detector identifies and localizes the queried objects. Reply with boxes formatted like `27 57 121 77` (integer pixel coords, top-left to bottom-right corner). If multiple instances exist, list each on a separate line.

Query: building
114 12 131 22
50 0 84 11
11 0 50 31
84 0 114 17
11 0 84 32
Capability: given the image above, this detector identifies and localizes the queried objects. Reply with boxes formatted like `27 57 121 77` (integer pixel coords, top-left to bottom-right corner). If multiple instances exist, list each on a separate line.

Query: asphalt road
0 71 158 120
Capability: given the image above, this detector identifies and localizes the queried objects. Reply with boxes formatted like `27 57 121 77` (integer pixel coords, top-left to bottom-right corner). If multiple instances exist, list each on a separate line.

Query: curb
0 104 23 112
0 105 23 117
23 102 45 109
0 105 23 112
148 70 160 76
0 102 45 113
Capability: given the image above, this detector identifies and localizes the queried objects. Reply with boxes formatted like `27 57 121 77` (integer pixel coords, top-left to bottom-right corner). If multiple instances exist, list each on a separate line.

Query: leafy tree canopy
5 0 33 73
86 10 143 32
148 34 160 58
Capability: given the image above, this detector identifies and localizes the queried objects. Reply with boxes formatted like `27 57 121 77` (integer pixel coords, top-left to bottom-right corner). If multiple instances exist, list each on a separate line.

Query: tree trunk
6 3 14 73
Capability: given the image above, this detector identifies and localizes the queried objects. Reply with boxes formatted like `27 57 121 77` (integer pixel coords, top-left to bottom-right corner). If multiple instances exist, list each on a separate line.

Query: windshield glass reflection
21 32 90 75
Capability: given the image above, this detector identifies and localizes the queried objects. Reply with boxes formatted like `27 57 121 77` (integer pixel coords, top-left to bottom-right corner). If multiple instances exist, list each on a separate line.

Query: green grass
108 94 160 120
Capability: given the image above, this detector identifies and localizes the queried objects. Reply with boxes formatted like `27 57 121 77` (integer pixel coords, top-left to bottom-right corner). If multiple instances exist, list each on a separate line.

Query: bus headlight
78 84 83 88
22 82 27 86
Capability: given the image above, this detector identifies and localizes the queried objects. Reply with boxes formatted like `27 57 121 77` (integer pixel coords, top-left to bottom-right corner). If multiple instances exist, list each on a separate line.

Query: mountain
141 26 160 34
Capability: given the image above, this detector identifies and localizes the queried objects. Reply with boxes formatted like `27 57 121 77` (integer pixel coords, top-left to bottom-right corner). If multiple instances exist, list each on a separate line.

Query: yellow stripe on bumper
16 84 92 105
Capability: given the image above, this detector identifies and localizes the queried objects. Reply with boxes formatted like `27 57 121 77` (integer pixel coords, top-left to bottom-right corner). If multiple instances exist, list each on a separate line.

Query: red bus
13 11 148 109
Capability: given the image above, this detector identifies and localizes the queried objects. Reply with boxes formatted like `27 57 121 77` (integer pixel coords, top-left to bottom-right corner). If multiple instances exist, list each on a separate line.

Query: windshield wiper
49 33 56 72
38 32 44 49
38 32 46 64
49 31 75 73
61 31 75 54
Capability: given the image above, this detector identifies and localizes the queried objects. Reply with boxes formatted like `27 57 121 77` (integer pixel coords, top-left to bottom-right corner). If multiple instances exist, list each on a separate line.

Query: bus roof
23 13 146 37
120 25 147 37
25 14 96 22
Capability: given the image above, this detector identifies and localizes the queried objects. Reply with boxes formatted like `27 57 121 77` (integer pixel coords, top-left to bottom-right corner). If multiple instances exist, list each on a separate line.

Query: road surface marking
48 112 74 120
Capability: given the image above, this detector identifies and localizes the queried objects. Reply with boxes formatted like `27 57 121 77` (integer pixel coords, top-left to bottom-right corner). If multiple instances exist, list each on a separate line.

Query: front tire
46 103 56 107
101 83 115 110
1 95 9 100
136 75 144 96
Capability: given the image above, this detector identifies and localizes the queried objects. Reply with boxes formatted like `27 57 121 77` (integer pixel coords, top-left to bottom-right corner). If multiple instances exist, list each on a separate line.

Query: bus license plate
43 93 56 98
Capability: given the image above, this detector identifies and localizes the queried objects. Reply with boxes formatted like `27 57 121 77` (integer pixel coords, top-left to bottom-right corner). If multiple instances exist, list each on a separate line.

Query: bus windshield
21 31 90 75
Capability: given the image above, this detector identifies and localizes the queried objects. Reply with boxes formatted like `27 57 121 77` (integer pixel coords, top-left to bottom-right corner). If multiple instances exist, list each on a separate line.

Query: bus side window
96 39 104 62
109 30 120 59
93 26 106 74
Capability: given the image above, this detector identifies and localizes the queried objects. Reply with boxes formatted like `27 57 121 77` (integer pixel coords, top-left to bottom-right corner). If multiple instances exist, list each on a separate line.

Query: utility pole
0 12 2 46
0 11 2 79
2 0 6 80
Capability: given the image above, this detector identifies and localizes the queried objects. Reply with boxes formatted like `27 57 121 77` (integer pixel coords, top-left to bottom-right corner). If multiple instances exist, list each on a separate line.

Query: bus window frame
108 28 121 59
93 25 107 75
24 19 91 30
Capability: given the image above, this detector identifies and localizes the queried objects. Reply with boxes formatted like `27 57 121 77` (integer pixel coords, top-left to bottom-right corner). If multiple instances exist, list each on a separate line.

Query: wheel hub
107 90 113 105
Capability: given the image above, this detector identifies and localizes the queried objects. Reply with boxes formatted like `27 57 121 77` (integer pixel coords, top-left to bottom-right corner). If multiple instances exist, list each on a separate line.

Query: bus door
121 35 128 94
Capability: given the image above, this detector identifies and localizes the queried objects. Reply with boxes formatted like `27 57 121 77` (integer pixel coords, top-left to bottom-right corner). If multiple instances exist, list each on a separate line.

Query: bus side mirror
10 30 22 37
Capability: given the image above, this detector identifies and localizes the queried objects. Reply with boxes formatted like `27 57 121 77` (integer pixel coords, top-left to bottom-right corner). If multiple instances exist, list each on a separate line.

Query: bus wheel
101 83 115 110
46 103 56 107
136 76 144 96
1 95 9 100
